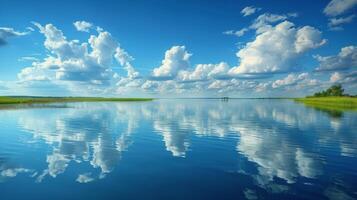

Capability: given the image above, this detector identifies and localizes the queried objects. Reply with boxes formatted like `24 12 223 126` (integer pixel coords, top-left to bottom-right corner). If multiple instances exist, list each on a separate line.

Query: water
0 99 356 200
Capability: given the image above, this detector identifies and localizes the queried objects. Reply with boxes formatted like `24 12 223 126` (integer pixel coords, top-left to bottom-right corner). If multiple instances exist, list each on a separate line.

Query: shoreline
0 96 153 105
1 96 357 110
293 97 357 111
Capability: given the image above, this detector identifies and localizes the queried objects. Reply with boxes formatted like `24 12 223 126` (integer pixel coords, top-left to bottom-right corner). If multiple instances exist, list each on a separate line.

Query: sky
0 0 356 97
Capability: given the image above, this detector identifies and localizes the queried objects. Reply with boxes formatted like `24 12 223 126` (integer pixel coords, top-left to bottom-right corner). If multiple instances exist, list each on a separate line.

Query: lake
0 99 356 200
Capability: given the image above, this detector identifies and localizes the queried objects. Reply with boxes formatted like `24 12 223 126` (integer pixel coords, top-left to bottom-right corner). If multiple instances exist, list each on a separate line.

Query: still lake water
0 99 356 200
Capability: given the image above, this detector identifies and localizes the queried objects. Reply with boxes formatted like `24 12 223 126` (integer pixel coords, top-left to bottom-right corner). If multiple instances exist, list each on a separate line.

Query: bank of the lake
0 96 153 104
294 97 357 111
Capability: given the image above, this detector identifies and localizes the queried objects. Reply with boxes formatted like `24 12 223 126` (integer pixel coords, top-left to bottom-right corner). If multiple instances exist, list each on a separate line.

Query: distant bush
312 84 347 97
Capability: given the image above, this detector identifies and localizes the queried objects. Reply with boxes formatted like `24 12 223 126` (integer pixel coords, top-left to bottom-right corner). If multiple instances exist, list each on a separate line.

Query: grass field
0 96 153 105
294 97 357 111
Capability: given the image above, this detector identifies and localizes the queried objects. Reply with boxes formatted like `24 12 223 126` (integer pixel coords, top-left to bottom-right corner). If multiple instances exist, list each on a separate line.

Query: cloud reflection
2 99 355 196
17 102 141 183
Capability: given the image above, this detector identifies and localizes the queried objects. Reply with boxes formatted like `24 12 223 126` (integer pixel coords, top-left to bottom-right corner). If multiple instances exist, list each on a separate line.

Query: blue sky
0 0 356 97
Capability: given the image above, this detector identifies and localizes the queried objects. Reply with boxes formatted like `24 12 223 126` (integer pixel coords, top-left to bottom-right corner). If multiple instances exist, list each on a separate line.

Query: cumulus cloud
229 21 326 75
9 17 342 96
18 65 51 82
17 22 138 94
73 21 93 32
241 6 261 17
295 26 326 53
177 62 229 82
114 47 139 79
250 13 297 34
225 12 297 38
315 45 357 71
272 73 314 89
324 0 357 17
207 79 262 93
0 27 31 46
151 46 191 80
330 71 357 83
270 73 321 93
330 72 343 82
272 73 307 88
149 25 323 93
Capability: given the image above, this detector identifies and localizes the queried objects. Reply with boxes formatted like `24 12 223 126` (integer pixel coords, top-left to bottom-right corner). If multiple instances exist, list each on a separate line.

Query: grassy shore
0 96 153 105
294 97 357 111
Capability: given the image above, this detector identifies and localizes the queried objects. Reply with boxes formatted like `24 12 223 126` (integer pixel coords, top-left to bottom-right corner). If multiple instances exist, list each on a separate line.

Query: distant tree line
310 84 355 97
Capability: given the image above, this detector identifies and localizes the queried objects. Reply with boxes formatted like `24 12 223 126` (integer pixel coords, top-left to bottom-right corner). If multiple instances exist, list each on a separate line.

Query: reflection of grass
294 97 357 113
300 104 344 118
0 96 153 105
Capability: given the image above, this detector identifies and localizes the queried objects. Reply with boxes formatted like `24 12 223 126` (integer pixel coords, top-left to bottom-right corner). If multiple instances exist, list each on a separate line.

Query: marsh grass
294 97 357 111
0 96 153 105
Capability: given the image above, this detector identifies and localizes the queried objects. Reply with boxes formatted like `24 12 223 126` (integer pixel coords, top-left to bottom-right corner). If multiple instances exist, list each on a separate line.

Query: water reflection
0 100 356 199
14 103 140 183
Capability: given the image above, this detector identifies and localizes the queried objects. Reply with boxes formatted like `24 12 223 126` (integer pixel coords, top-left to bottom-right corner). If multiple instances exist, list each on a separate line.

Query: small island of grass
294 84 357 111
0 96 153 105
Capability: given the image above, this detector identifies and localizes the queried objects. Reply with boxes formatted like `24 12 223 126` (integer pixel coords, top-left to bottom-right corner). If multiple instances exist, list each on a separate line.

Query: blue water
0 99 356 200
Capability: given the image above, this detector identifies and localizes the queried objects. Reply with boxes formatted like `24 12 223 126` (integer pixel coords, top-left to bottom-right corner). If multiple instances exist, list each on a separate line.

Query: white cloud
324 0 357 17
223 28 249 37
141 80 159 90
271 73 321 92
0 27 31 46
8 18 345 97
177 62 229 82
315 45 357 71
18 56 39 62
330 71 357 83
272 73 309 88
18 66 51 82
229 21 326 75
241 6 261 17
114 47 139 79
73 21 93 32
224 12 298 38
17 22 138 94
328 14 355 29
1 168 32 177
295 26 326 53
250 13 297 34
330 72 343 82
88 31 118 66
76 173 95 183
207 79 260 93
151 46 191 80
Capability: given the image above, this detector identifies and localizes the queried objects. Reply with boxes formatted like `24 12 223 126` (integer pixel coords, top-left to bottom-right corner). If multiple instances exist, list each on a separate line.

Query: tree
313 84 345 97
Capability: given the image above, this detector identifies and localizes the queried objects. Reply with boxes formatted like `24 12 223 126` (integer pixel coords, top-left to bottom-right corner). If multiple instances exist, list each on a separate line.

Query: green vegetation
0 96 153 105
294 85 357 111
311 84 346 97
294 97 357 110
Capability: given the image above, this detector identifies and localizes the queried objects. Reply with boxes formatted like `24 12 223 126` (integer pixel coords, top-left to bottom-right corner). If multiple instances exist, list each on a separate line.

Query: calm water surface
0 99 356 200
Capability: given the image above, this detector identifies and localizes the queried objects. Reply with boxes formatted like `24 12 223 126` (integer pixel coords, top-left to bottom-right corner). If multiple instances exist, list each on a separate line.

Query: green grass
294 97 357 111
0 96 153 105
